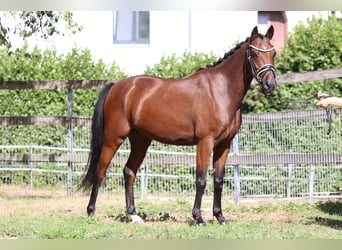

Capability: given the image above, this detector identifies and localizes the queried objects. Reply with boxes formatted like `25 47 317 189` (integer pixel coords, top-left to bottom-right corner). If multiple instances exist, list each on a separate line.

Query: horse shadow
310 201 342 231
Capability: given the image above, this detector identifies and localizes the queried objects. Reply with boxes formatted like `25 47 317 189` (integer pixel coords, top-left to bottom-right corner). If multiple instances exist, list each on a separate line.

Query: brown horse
81 26 277 226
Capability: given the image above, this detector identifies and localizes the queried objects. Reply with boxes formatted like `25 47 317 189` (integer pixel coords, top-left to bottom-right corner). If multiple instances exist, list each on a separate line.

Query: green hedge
0 45 127 116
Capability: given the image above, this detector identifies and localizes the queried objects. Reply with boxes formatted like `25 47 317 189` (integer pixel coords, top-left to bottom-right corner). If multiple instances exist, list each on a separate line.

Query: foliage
0 44 127 116
276 15 342 73
144 51 218 78
0 11 83 48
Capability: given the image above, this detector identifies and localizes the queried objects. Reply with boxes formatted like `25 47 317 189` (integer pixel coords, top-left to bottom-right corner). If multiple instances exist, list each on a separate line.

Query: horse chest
213 111 241 142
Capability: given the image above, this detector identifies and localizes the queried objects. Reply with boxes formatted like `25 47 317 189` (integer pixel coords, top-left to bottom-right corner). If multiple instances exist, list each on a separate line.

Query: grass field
0 187 341 239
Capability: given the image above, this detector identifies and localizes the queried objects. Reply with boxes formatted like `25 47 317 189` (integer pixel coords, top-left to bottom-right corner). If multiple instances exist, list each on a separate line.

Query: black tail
80 82 114 191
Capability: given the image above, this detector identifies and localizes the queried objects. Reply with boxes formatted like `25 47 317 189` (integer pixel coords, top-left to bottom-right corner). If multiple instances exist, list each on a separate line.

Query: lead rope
318 94 335 135
326 106 333 135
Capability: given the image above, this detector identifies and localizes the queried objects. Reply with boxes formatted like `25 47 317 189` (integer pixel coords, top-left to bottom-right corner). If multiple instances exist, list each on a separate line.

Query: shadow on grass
316 201 342 216
310 216 342 231
308 201 342 231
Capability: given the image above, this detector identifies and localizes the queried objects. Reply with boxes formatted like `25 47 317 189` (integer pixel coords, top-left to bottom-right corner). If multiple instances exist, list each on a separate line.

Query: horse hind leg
87 141 123 217
124 131 151 224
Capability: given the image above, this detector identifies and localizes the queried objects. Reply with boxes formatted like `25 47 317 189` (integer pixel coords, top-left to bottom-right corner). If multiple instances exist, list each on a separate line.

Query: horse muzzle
261 78 277 94
257 64 277 94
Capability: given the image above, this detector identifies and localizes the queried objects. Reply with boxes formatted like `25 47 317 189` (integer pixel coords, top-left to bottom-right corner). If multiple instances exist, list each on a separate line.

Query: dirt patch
231 211 299 224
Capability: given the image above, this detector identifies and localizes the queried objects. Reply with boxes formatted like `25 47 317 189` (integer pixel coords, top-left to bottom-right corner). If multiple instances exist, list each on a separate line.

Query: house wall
64 11 258 75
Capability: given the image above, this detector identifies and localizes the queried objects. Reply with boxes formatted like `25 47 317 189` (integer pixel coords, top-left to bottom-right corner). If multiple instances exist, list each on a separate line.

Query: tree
276 14 342 73
0 11 83 48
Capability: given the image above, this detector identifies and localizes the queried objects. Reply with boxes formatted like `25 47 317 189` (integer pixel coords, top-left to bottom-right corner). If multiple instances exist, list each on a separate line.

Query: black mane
197 35 263 71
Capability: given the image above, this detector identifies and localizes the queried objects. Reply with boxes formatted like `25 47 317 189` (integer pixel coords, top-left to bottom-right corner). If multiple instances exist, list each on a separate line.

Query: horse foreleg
192 139 213 226
213 144 230 225
124 132 151 224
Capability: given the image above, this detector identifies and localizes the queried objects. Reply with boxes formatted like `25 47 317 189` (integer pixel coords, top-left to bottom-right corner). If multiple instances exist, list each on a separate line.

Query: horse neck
217 42 253 104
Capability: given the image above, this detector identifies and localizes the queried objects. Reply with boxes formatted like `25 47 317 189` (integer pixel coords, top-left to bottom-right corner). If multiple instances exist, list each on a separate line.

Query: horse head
247 25 277 94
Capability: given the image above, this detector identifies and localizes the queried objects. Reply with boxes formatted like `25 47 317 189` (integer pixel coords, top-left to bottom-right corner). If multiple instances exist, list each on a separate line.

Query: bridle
247 44 276 86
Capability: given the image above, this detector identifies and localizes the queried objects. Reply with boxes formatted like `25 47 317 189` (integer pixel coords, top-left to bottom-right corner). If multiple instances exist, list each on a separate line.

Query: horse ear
265 25 274 39
250 26 259 39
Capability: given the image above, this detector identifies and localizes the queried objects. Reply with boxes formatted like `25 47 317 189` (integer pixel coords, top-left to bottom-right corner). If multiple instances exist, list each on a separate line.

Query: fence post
140 165 149 200
140 153 149 199
233 133 240 204
287 163 292 199
30 144 33 188
67 88 73 197
287 149 293 199
140 165 145 199
144 164 149 198
309 165 315 202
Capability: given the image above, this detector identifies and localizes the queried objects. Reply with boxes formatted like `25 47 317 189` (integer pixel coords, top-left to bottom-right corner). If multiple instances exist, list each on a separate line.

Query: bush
0 44 127 116
276 15 342 73
144 51 217 78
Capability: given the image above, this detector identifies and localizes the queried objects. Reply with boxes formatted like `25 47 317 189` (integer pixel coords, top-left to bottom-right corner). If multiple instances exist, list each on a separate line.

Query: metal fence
1 108 341 202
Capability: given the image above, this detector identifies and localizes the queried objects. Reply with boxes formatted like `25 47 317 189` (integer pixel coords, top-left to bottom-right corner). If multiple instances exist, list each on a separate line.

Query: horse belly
130 96 197 145
134 110 197 145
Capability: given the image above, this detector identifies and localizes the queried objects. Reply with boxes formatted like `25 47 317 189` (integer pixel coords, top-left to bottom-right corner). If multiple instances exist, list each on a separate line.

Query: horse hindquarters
80 83 114 216
82 82 130 217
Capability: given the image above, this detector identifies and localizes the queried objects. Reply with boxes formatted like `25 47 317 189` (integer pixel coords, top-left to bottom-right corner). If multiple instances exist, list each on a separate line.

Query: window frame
113 11 150 45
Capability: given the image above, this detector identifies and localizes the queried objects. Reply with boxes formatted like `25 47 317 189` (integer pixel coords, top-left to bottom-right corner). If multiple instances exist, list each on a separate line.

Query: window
257 11 288 51
257 12 269 34
330 11 342 20
113 11 150 44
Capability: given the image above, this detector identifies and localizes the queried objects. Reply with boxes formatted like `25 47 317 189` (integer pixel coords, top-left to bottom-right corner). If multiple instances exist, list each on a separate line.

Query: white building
6 11 336 75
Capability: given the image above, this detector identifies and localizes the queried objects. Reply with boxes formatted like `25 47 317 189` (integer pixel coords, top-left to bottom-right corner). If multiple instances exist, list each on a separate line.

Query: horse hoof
87 206 96 217
87 211 95 217
216 215 228 225
130 214 144 224
219 220 228 225
197 221 206 227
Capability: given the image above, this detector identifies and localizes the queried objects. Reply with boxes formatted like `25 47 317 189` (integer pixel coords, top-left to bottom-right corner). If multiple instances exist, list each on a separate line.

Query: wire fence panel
0 108 341 202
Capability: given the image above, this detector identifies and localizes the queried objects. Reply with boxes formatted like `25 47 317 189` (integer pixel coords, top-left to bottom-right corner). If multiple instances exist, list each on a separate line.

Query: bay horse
81 26 277 226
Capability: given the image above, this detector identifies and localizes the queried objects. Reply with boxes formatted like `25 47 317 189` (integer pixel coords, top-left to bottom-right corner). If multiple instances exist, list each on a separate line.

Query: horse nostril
264 80 271 89
262 79 277 93
267 80 277 91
